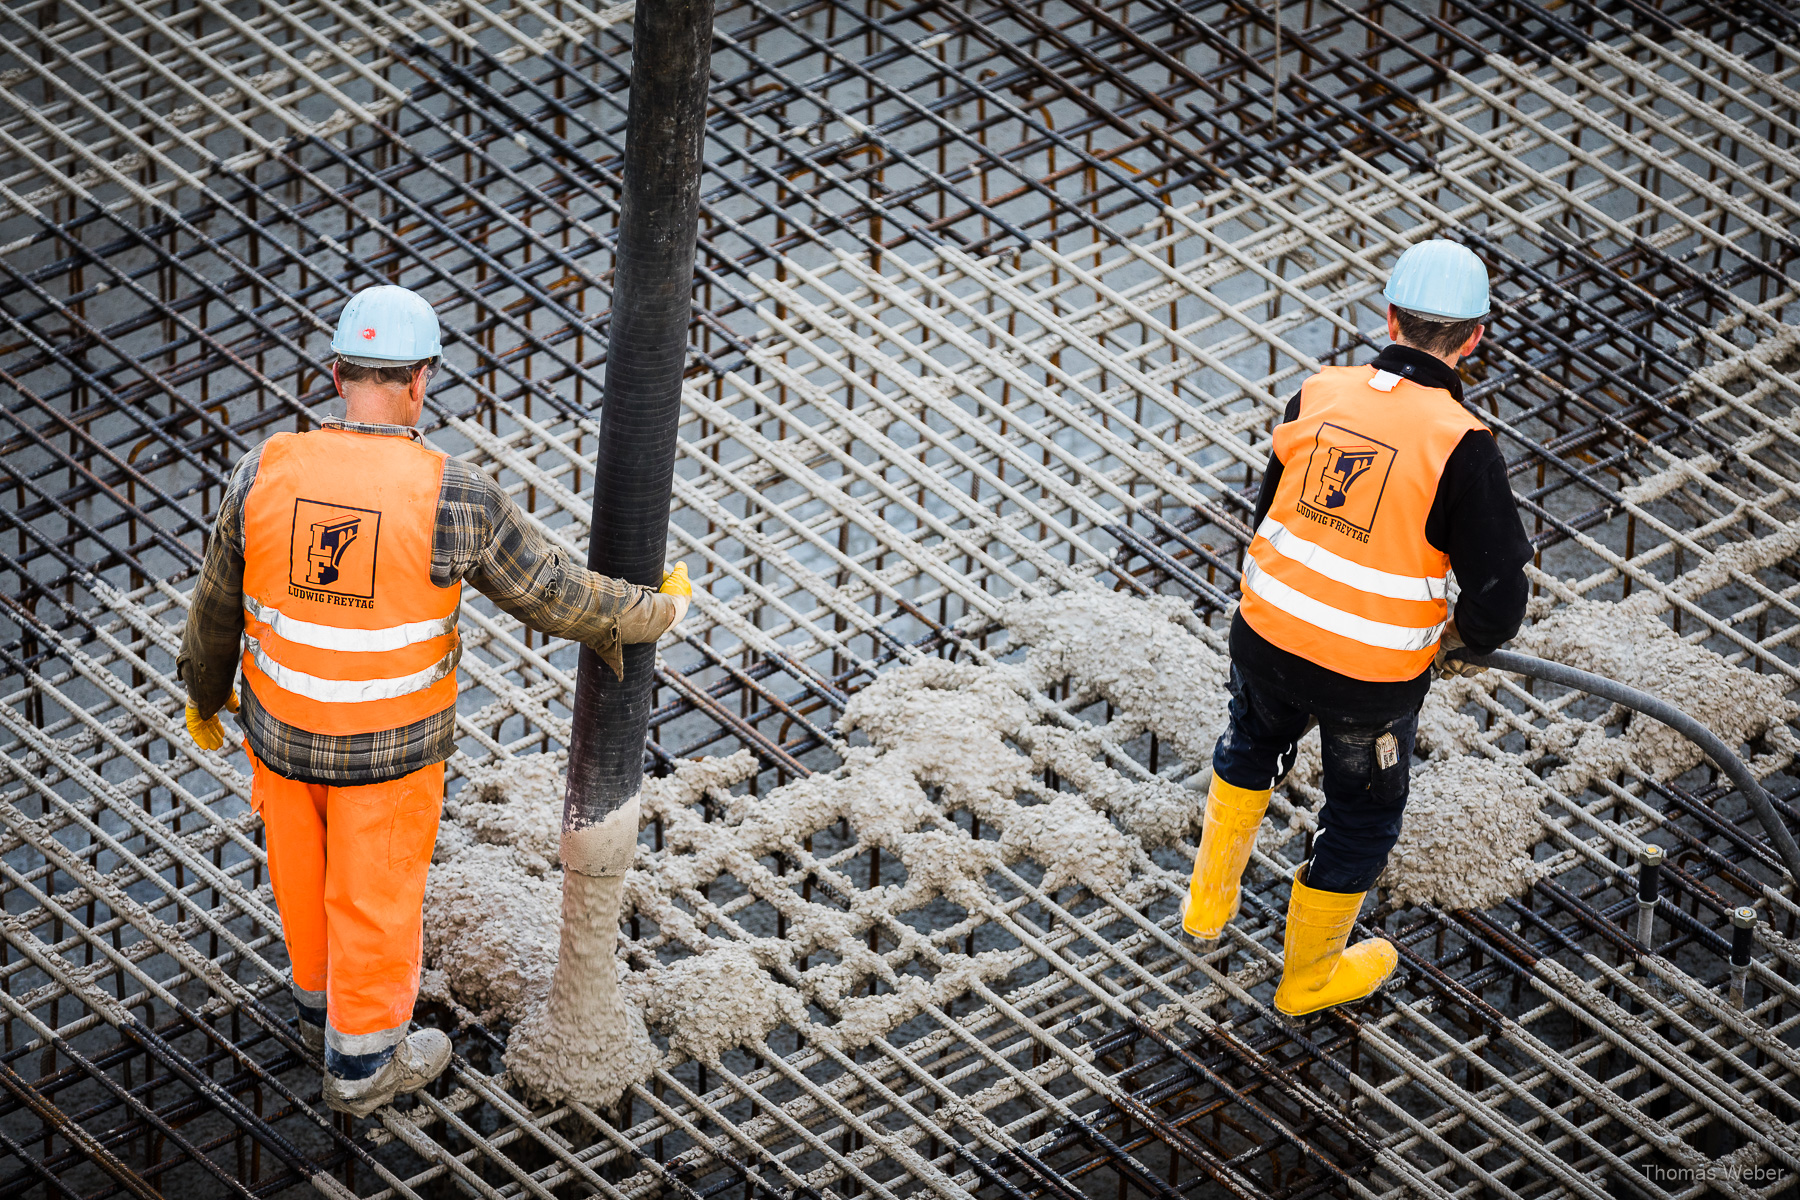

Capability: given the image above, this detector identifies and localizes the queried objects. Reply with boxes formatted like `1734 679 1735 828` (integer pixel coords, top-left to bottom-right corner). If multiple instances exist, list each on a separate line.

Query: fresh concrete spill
1393 592 1799 908
424 589 1794 1101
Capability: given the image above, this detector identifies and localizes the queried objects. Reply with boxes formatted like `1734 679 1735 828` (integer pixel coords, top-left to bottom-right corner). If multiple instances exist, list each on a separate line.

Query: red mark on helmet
361 328 377 340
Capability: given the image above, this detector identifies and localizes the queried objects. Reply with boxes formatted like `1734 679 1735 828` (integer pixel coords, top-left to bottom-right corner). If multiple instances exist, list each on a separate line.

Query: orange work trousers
251 751 443 1054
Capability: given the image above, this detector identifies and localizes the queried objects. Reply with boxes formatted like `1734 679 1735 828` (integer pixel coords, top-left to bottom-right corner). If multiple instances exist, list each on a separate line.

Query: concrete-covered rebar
0 0 1796 1194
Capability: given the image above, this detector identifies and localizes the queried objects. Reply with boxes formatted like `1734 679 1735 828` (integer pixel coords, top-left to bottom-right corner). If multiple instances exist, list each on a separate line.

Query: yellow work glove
1432 619 1484 680
185 690 240 752
659 561 692 632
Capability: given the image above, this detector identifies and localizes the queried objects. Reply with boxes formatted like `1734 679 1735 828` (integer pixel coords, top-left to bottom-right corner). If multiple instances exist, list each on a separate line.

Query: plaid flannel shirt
177 419 677 785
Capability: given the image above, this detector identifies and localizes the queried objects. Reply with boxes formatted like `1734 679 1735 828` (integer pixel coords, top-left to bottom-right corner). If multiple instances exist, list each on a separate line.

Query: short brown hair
1391 308 1482 358
334 357 433 387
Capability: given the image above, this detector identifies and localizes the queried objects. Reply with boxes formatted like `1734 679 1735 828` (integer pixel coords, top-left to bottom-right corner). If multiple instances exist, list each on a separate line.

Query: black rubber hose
563 0 715 833
1451 647 1800 888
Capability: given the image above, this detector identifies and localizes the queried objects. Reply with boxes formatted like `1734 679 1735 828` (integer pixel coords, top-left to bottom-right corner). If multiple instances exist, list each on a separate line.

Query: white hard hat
330 286 442 365
1383 241 1490 321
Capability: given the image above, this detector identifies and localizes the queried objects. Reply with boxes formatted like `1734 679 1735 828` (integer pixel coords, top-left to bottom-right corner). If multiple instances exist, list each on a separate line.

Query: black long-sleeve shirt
1230 345 1533 721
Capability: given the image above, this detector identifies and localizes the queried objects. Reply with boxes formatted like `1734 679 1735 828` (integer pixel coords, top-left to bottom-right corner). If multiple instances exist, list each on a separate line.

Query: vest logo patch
1297 423 1396 538
288 499 381 605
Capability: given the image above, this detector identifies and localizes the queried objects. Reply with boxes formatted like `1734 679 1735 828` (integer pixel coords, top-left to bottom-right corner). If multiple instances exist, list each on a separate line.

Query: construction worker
1185 241 1531 1017
177 285 692 1115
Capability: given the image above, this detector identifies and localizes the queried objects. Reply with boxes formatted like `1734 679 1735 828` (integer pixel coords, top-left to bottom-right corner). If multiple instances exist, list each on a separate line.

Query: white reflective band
248 639 460 705
1256 518 1446 603
324 1021 410 1058
1243 559 1446 652
245 595 456 653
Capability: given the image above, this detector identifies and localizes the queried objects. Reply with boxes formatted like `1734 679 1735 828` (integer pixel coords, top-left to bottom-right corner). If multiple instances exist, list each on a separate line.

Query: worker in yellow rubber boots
178 285 693 1115
1184 242 1531 1018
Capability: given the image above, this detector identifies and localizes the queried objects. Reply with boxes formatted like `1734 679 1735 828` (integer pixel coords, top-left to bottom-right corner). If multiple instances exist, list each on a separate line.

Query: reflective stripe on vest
245 634 461 705
1253 516 1446 603
1241 558 1446 652
243 594 457 654
1238 365 1486 682
239 427 460 737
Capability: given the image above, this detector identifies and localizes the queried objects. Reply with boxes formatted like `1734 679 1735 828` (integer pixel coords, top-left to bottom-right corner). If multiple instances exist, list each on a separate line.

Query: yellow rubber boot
1181 776 1272 941
1272 868 1397 1017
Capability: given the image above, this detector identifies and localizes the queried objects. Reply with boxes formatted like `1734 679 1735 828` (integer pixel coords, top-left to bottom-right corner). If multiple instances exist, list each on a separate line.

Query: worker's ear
1386 306 1402 343
1460 323 1485 358
331 362 343 398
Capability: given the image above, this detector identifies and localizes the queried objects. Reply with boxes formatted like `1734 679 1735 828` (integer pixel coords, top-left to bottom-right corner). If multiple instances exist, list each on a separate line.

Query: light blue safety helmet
330 285 442 365
1382 240 1490 322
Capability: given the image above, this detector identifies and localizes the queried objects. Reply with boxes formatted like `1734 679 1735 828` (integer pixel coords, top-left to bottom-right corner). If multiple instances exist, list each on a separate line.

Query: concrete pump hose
1450 647 1800 889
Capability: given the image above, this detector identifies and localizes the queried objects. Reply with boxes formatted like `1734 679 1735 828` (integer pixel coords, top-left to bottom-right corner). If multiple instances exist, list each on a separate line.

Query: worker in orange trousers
180 285 694 1115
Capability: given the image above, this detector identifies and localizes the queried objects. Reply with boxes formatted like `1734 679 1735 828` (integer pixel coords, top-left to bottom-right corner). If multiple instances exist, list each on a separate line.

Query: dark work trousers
1210 665 1419 894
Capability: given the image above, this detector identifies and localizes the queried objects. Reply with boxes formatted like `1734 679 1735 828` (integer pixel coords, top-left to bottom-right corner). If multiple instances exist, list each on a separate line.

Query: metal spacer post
1635 844 1663 951
1729 906 1756 1010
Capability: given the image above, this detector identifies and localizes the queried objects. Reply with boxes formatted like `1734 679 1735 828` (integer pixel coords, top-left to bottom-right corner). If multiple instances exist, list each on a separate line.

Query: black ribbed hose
1450 647 1800 887
564 0 715 833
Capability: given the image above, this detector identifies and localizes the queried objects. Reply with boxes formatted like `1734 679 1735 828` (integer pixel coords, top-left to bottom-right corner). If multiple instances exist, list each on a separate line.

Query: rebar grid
0 0 1797 1195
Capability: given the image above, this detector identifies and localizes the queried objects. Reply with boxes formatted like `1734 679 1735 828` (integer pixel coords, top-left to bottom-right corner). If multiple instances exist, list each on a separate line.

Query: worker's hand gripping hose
660 560 692 631
1432 618 1483 679
1449 647 1800 887
184 690 240 752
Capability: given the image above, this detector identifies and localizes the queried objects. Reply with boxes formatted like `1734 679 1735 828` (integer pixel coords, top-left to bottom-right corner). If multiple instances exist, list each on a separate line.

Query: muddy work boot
1272 868 1397 1018
296 1004 326 1058
323 1029 453 1117
1181 776 1272 941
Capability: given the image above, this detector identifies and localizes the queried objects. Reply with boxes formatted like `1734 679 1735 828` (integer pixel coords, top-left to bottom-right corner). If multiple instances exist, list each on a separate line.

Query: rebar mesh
0 0 1797 1196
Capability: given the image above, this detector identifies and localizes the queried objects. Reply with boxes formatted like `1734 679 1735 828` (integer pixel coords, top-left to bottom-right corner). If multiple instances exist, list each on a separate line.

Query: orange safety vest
239 427 461 736
1239 365 1487 682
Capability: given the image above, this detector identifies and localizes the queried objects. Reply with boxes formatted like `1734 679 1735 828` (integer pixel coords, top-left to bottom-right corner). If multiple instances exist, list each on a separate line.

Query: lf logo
1314 445 1381 511
289 499 381 599
305 515 361 587
1297 423 1397 535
